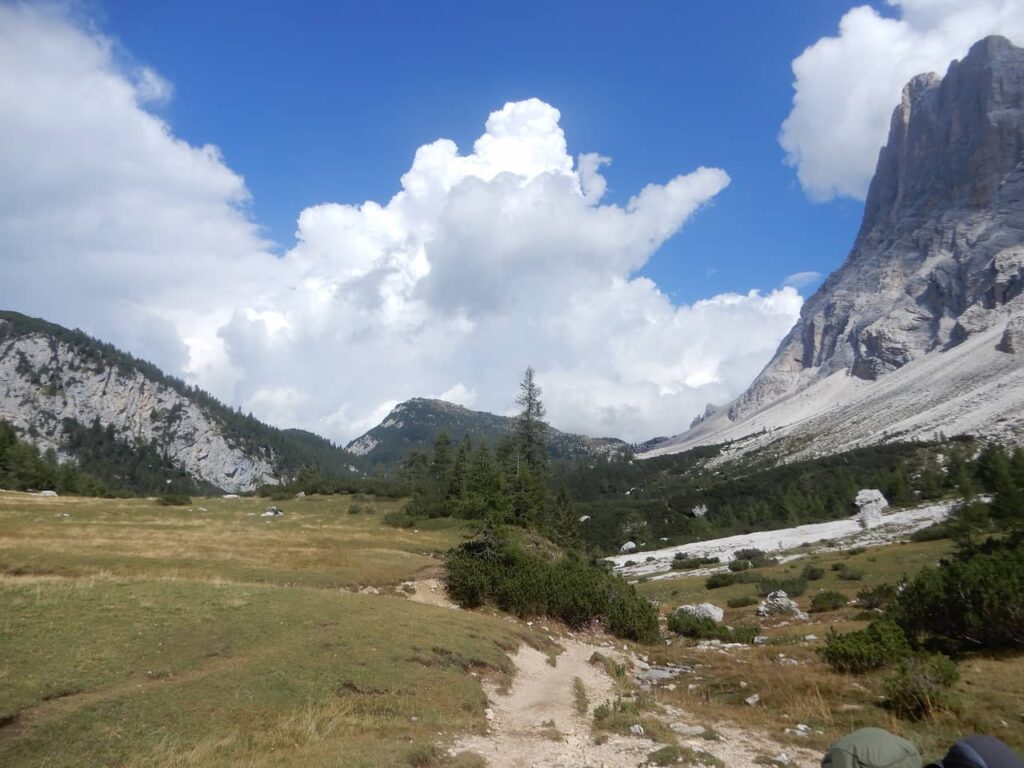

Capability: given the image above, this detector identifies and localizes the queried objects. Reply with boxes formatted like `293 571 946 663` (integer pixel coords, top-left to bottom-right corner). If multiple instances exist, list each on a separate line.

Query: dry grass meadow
0 490 551 767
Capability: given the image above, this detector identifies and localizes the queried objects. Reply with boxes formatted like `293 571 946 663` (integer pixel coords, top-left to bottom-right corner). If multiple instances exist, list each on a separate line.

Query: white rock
854 489 888 528
619 541 637 554
629 724 645 737
757 591 809 621
745 693 760 706
674 603 724 623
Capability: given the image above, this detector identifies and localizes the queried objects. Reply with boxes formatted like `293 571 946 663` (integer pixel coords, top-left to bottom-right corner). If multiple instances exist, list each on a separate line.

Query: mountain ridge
345 397 630 465
0 310 356 492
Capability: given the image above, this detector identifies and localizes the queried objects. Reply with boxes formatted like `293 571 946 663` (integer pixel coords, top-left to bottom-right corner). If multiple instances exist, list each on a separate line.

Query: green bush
705 573 739 589
671 555 720 570
810 590 847 613
727 594 758 608
734 548 766 561
821 619 911 674
838 567 864 581
382 509 417 528
856 584 897 610
156 494 191 506
728 558 753 572
444 527 659 643
910 522 950 542
893 539 1024 653
757 577 807 597
884 653 959 720
801 564 825 581
667 610 759 644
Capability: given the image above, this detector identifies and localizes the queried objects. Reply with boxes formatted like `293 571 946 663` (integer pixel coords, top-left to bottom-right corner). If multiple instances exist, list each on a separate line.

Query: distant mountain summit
0 311 354 492
346 397 629 465
650 36 1024 459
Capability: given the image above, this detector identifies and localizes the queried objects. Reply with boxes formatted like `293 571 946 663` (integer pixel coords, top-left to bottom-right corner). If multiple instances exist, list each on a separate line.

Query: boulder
38 490 58 497
674 603 724 623
756 590 809 621
854 489 888 528
261 506 284 518
997 315 1024 353
619 541 637 554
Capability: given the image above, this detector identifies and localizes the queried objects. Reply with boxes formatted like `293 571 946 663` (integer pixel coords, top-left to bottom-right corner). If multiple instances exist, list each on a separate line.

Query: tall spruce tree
515 366 547 476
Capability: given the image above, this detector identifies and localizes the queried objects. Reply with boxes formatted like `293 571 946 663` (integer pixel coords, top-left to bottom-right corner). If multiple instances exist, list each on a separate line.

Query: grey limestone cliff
729 36 1024 422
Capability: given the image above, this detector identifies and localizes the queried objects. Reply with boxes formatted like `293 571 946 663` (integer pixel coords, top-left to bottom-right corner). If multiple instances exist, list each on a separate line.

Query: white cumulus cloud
0 4 804 444
781 0 1024 201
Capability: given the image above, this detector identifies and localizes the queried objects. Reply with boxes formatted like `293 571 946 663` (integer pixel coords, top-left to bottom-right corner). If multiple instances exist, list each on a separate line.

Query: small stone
670 723 705 737
745 693 760 706
629 724 645 737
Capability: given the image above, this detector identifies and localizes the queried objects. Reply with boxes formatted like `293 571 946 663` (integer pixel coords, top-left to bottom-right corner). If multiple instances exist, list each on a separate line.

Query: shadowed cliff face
729 36 1024 422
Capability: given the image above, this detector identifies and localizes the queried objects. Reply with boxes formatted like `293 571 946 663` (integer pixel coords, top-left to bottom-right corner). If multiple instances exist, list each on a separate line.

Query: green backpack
823 728 923 768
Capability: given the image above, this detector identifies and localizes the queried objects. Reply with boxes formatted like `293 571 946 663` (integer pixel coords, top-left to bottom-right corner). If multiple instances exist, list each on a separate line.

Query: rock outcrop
854 489 889 529
646 37 1024 460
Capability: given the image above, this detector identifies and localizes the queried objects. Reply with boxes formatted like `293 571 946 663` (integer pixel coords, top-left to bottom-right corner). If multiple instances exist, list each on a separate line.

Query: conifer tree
515 366 547 476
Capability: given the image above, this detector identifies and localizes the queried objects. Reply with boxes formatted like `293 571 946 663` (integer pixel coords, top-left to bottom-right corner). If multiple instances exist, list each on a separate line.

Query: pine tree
515 366 547 476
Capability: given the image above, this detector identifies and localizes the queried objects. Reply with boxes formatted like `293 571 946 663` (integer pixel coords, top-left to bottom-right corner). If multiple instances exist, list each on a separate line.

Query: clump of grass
573 676 589 715
406 743 443 767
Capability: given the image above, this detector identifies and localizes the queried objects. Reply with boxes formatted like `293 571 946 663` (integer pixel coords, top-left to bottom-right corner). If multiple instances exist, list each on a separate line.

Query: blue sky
97 0 870 303
5 0 1017 441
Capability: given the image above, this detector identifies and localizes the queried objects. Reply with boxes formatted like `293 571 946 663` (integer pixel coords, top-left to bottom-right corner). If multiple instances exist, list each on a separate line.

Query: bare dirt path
452 637 653 767
451 635 823 768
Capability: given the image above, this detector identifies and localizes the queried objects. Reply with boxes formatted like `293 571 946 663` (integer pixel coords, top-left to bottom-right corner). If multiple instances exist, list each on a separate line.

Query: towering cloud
0 4 802 442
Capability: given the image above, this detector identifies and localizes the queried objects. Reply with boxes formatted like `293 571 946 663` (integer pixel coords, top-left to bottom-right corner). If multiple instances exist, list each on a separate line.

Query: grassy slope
636 539 1024 760
0 492 546 767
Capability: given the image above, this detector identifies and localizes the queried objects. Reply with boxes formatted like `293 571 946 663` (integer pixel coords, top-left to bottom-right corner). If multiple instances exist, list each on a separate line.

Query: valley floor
0 491 1020 766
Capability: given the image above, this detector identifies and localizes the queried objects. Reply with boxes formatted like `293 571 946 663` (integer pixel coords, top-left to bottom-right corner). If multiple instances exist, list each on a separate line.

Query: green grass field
0 491 547 767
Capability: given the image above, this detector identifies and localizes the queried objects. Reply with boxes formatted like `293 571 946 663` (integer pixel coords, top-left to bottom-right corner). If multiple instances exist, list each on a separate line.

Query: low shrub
810 590 847 613
667 611 759 644
383 509 417 528
728 558 753 572
727 594 758 609
884 653 959 720
838 568 864 581
756 577 807 597
820 619 911 674
705 573 738 589
734 548 766 561
672 555 718 570
156 494 191 506
856 583 897 610
801 564 825 581
893 538 1024 653
445 527 659 643
910 523 949 542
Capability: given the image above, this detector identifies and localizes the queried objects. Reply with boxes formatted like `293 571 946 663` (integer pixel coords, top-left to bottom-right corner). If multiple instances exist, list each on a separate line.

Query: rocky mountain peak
645 37 1024 460
720 36 1024 425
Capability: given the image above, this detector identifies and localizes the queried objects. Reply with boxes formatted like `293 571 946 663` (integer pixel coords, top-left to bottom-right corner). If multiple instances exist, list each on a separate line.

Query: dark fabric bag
926 736 1024 768
823 727 923 768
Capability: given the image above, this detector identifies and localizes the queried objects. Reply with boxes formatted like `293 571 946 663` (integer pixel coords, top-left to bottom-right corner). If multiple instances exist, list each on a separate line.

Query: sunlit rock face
730 36 1024 420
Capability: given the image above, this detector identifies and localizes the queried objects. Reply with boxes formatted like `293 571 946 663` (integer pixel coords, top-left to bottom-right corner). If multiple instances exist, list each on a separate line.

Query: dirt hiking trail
451 635 821 768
